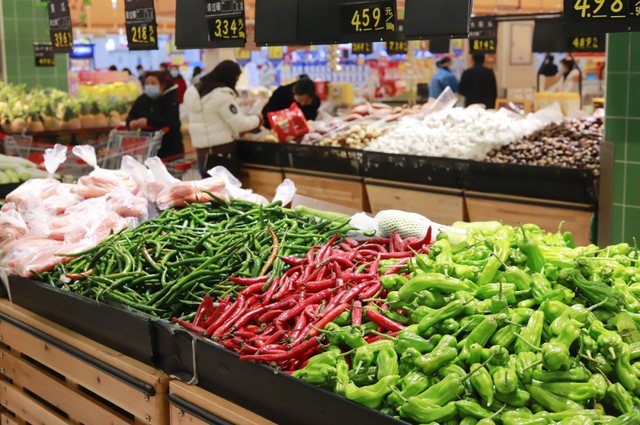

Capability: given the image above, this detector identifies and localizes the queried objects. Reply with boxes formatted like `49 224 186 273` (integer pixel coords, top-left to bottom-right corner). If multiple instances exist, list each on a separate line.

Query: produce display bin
363 151 471 189
153 320 196 382
465 161 599 204
236 140 283 167
281 144 364 176
8 276 156 367
195 338 405 425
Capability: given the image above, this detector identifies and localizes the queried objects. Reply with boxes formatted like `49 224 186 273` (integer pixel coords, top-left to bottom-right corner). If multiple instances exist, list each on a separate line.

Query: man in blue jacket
429 57 459 99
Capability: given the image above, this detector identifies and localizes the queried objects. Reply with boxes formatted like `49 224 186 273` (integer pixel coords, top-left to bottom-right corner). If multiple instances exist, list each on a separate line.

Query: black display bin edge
8 275 157 366
195 337 407 425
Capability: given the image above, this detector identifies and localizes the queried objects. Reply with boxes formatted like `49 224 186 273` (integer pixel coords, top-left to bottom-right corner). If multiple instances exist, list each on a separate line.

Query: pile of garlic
365 108 546 160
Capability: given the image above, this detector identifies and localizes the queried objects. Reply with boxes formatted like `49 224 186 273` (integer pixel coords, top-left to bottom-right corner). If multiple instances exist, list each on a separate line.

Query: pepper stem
355 360 363 374
489 403 507 420
609 347 617 360
371 330 399 343
459 351 496 382
388 385 407 403
586 297 609 312
491 252 509 270
595 367 612 385
452 321 474 338
513 333 543 351
336 348 357 358
557 221 564 235
518 222 527 239
523 359 544 371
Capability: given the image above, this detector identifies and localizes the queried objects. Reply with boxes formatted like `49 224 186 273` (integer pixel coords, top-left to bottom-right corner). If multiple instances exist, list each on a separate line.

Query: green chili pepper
387 370 429 409
398 347 421 377
345 375 400 409
478 237 511 285
470 362 495 407
417 300 464 335
399 273 470 301
526 385 582 412
515 311 544 354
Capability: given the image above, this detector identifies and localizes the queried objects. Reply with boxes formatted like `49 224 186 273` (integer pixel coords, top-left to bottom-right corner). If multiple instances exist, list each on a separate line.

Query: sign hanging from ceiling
340 0 398 42
469 16 497 54
566 34 605 52
47 0 73 53
403 0 471 39
533 18 605 53
125 0 158 50
255 0 298 46
34 43 55 67
205 0 247 47
563 0 640 33
386 40 408 54
352 42 374 54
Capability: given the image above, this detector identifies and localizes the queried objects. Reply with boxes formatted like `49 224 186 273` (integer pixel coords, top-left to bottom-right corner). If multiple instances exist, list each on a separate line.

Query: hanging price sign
125 0 158 50
470 38 497 53
352 42 373 54
386 40 408 54
566 35 605 51
47 0 73 53
469 16 497 54
563 0 640 33
34 43 55 67
340 0 397 42
206 0 246 46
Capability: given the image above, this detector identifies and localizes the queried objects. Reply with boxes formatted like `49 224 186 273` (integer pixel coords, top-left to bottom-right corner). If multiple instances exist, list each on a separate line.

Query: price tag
341 0 397 38
386 40 408 54
469 38 497 53
567 35 605 52
206 0 246 45
564 0 640 33
34 43 55 67
352 42 373 54
47 0 73 53
125 0 158 50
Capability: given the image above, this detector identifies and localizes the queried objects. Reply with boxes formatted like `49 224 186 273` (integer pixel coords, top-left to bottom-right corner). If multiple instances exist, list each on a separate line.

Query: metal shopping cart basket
99 127 166 170
163 151 199 181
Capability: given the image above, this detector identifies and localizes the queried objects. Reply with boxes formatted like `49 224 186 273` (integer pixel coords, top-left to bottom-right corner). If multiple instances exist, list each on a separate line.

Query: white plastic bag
0 209 28 248
42 183 83 216
5 144 67 205
121 155 151 193
208 166 269 205
155 178 226 210
18 196 53 238
72 145 138 198
2 241 92 277
272 179 297 206
105 188 149 221
144 156 179 201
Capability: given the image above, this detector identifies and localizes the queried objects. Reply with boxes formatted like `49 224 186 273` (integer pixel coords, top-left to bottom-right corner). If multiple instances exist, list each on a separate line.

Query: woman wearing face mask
184 60 262 177
547 58 581 93
168 65 187 103
126 72 184 159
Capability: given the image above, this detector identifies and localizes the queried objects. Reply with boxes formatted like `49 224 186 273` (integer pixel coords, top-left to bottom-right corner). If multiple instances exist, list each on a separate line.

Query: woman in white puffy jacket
184 60 262 177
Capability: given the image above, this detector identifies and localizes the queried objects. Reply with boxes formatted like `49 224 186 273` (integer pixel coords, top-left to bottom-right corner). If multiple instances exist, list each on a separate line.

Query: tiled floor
2 0 68 90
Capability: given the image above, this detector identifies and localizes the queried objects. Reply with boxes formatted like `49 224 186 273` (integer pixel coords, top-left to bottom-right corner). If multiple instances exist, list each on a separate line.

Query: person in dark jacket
127 71 184 159
458 54 498 108
261 75 320 129
169 64 187 103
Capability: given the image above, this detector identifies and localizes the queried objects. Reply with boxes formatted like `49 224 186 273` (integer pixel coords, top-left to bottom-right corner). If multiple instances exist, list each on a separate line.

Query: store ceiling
70 0 561 36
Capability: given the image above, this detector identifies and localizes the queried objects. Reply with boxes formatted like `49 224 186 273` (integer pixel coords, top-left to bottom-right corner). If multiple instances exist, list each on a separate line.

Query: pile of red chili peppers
172 229 432 371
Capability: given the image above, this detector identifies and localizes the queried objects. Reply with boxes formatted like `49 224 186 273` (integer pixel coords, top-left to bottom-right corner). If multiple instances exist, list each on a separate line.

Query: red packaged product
267 102 310 142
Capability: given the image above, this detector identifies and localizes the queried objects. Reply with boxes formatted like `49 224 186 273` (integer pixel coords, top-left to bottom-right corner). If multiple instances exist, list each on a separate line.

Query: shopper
261 75 320 129
458 54 497 108
108 65 118 71
191 66 203 86
136 65 145 86
168 65 187 103
127 71 184 159
160 63 169 75
122 68 132 76
538 54 558 77
429 57 459 99
548 59 580 93
184 60 261 177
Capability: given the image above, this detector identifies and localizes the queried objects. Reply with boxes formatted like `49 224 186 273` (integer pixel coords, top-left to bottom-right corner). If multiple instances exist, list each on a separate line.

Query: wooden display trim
281 167 364 183
237 163 284 173
464 190 596 212
0 300 169 425
170 381 276 425
364 178 464 197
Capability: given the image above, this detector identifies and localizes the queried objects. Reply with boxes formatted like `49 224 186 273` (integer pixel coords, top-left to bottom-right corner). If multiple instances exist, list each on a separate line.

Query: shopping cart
97 126 166 170
163 151 199 181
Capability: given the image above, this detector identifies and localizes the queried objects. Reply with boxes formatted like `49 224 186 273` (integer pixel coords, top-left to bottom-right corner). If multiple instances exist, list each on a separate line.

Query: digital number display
34 43 55 67
341 1 397 36
386 40 408 54
208 16 245 40
470 38 496 53
564 0 640 33
125 0 158 50
47 0 73 53
127 23 157 45
51 29 73 49
567 35 605 51
352 42 373 54
36 57 55 66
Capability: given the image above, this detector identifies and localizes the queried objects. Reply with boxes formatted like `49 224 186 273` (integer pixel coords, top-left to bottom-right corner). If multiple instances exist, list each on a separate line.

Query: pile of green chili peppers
294 221 640 425
33 198 350 321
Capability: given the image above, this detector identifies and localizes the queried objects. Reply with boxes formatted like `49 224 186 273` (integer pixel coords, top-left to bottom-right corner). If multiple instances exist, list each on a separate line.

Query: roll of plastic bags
144 156 179 202
208 166 269 205
105 187 149 221
5 144 67 205
72 145 138 199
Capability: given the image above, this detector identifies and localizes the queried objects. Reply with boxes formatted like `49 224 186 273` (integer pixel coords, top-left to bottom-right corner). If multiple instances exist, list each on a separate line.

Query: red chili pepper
408 226 433 251
241 282 266 296
305 278 337 292
202 295 232 330
65 269 93 280
236 328 258 339
316 291 345 321
275 289 333 328
240 337 321 362
281 256 306 266
257 330 285 354
345 237 359 248
359 282 382 300
172 317 207 335
361 237 391 245
389 230 396 252
256 309 282 324
380 252 413 259
365 309 405 332
308 303 349 338
366 332 398 343
341 282 369 304
260 277 280 303
370 253 382 276
228 275 270 285
284 265 303 277
194 295 214 325
385 258 410 275
341 272 375 282
331 256 355 270
357 244 388 252
318 233 339 263
273 276 291 301
210 294 246 337
394 233 404 252
304 304 320 320
339 243 353 252
352 300 362 325
307 246 320 265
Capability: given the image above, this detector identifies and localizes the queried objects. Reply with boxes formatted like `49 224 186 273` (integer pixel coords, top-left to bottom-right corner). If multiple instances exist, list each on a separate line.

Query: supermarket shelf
0 300 169 425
